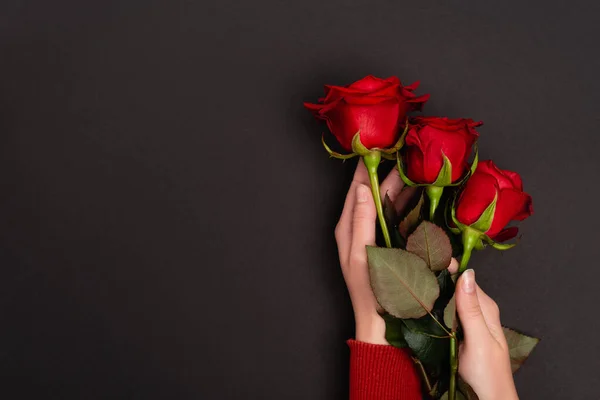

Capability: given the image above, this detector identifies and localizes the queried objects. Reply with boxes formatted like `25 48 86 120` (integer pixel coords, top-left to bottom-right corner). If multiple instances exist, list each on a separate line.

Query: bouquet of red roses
305 76 538 400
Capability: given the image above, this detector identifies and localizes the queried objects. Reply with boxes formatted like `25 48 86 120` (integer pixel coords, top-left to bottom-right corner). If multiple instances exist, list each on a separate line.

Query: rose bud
452 160 534 272
304 75 429 153
398 117 481 219
304 75 429 248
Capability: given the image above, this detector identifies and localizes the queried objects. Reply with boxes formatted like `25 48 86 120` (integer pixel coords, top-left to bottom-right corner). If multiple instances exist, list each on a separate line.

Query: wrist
354 311 388 345
480 378 518 400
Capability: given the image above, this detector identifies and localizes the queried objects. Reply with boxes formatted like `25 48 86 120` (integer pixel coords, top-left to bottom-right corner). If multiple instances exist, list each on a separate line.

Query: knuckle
490 300 500 315
334 223 342 240
348 251 366 267
466 303 483 319
353 205 374 223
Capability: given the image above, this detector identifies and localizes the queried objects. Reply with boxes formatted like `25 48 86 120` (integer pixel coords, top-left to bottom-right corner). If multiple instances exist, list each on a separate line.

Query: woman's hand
454 270 519 400
334 161 418 344
335 160 518 400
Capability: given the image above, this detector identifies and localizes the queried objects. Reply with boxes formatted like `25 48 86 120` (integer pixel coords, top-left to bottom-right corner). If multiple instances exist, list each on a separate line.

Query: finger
476 285 504 341
335 161 371 265
379 167 404 203
455 269 491 342
448 258 459 274
349 184 377 269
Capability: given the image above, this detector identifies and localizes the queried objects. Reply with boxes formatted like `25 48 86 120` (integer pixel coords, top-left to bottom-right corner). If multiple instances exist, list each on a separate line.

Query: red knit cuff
347 339 422 400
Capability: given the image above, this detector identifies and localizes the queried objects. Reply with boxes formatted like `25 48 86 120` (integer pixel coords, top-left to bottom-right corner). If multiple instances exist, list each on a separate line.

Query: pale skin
335 161 519 400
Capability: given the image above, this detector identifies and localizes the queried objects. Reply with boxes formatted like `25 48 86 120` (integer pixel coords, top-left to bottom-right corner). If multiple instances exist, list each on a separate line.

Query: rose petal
348 75 392 91
455 172 499 226
403 80 420 91
492 227 519 242
486 189 533 237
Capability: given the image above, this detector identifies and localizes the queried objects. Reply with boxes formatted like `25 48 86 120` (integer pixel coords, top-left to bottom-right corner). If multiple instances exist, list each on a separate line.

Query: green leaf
382 314 408 348
458 378 479 400
367 246 440 319
432 154 453 186
401 316 450 377
407 221 453 271
440 390 466 400
503 327 540 373
443 294 456 331
399 191 424 238
470 194 497 233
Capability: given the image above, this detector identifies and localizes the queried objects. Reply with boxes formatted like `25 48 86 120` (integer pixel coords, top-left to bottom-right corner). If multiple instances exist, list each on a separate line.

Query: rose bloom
403 117 481 184
304 75 429 151
455 160 534 241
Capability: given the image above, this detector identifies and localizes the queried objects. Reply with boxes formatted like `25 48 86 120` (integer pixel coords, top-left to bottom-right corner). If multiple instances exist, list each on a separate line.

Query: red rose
455 160 533 241
304 75 429 151
403 117 481 184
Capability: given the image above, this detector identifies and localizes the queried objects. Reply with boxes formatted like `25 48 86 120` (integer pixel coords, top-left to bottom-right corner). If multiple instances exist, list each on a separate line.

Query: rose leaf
406 221 453 271
503 327 540 373
367 246 440 319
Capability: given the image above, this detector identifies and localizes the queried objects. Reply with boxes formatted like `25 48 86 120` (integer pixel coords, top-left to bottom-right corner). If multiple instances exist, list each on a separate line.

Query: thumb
349 184 377 260
455 269 490 341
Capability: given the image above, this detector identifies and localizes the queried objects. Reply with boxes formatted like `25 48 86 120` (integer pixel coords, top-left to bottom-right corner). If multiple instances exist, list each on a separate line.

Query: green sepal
321 134 357 160
448 226 460 235
350 122 410 158
440 144 479 188
482 234 517 251
444 198 461 235
445 144 479 187
351 132 371 156
469 144 479 177
474 238 486 250
432 154 453 187
380 120 410 154
397 153 419 187
397 152 455 189
490 242 516 250
450 201 468 231
469 194 498 233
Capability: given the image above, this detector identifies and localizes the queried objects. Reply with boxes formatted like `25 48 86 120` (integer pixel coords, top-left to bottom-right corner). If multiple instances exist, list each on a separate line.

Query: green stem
362 152 392 248
425 185 444 221
459 227 481 273
449 333 458 400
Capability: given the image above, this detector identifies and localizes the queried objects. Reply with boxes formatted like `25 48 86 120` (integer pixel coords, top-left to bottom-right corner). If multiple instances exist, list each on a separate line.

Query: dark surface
1 0 599 398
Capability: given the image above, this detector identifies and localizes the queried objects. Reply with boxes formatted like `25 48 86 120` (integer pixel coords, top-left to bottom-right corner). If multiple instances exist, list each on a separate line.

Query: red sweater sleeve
347 340 422 400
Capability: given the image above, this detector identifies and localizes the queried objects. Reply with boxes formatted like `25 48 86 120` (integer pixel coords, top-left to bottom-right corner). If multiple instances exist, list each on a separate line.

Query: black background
1 0 599 399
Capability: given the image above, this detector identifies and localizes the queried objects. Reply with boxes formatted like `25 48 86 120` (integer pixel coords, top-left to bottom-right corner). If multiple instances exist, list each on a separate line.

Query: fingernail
462 269 475 294
356 184 369 203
